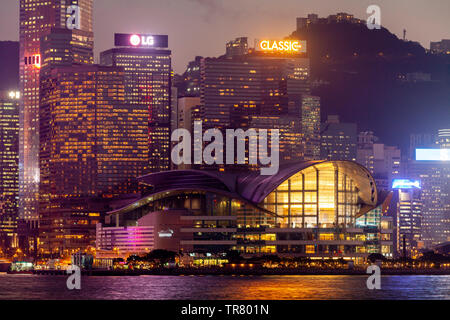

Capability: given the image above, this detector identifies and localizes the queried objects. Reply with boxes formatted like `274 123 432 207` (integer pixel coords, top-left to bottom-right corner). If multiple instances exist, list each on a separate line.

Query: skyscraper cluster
0 3 446 260
16 0 172 255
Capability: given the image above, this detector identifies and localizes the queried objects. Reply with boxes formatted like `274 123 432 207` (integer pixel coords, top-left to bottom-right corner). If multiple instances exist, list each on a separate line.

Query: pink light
130 34 141 46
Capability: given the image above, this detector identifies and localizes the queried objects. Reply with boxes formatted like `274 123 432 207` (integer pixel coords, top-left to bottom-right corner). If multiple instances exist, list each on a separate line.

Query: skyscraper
407 129 450 247
0 91 20 251
357 132 401 191
100 34 172 173
19 0 93 223
38 65 142 255
393 183 422 257
200 47 310 130
301 95 321 160
320 115 357 161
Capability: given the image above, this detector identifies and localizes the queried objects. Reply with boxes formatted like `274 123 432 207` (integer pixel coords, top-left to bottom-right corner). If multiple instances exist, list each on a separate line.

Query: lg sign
130 34 154 46
114 33 169 48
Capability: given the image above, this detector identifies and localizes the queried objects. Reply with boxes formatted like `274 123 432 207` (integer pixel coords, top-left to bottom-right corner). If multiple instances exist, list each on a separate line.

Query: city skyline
0 0 449 73
0 0 449 303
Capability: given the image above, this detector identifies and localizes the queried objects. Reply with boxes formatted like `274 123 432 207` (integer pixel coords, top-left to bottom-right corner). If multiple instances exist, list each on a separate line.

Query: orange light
259 40 302 53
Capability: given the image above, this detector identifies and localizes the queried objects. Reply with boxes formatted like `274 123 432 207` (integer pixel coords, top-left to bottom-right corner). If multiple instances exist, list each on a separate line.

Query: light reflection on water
0 274 448 300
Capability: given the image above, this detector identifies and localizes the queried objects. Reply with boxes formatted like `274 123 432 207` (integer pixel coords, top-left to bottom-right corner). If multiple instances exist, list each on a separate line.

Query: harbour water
0 273 449 300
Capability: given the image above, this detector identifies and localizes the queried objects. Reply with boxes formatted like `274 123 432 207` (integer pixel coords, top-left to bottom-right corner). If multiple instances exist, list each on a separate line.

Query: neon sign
416 148 450 161
24 54 41 69
259 40 306 53
114 33 169 48
130 34 154 46
392 179 421 189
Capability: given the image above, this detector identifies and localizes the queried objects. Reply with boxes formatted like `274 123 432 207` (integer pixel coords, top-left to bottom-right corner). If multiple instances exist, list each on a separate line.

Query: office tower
408 130 450 247
250 115 303 164
301 95 321 160
40 28 94 68
100 35 172 173
357 132 401 190
320 115 357 161
0 91 20 250
19 0 93 223
409 133 438 159
392 181 422 257
200 50 310 130
0 41 19 91
170 86 179 136
175 97 202 170
178 97 202 132
38 65 145 255
175 56 202 98
409 161 450 247
226 37 249 57
438 129 450 147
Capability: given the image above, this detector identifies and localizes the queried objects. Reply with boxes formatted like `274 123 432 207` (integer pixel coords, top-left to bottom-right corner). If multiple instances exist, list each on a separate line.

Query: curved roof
138 170 238 194
237 160 377 205
108 160 378 215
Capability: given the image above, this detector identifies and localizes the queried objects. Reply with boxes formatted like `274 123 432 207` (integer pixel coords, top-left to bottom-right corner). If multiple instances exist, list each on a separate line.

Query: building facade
320 115 357 161
301 95 321 160
0 91 20 250
357 131 401 191
38 65 145 255
19 0 93 223
100 44 172 173
393 182 422 257
98 161 393 263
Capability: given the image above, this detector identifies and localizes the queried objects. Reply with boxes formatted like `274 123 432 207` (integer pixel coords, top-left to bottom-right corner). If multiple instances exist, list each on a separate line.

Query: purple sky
1 0 449 73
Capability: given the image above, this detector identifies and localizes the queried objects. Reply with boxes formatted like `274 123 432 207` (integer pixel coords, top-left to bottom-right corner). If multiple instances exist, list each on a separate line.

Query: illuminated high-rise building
38 65 145 255
200 52 310 130
357 132 401 191
301 95 321 160
392 181 422 257
0 91 20 250
438 129 450 148
100 34 172 173
320 115 357 161
19 0 93 224
407 130 450 247
176 56 202 98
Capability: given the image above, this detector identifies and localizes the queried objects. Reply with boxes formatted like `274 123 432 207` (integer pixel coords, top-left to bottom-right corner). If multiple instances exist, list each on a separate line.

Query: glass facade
103 161 392 261
263 162 359 228
100 48 172 173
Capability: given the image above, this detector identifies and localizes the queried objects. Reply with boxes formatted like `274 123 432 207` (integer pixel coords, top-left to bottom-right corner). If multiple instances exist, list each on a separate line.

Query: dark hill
289 22 450 149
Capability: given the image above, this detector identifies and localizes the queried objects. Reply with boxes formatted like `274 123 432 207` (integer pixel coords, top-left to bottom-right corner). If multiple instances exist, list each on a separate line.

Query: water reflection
0 274 448 300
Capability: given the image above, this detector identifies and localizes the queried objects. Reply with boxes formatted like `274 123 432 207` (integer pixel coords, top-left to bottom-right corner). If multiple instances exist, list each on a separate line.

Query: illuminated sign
258 40 307 53
24 54 41 69
392 179 421 189
158 229 174 238
416 148 450 161
114 33 169 48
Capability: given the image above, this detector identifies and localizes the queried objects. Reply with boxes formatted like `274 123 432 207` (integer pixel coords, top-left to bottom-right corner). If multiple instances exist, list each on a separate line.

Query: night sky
0 0 449 73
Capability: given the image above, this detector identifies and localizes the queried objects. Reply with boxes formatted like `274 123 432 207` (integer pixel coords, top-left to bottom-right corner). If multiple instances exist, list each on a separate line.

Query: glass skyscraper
19 0 93 223
100 46 172 173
